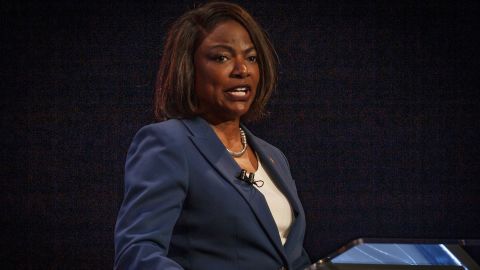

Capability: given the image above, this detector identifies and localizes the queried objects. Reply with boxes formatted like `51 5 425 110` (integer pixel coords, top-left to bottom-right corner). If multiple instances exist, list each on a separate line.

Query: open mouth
225 85 251 97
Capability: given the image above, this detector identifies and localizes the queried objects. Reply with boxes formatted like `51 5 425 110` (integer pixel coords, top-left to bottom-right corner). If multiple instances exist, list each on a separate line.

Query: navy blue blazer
114 117 310 270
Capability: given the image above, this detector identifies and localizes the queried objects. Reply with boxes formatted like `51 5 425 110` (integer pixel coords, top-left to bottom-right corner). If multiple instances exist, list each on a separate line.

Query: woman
114 2 310 269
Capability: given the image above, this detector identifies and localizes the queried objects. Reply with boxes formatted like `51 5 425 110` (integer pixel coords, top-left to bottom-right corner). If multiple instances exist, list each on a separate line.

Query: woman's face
194 20 260 123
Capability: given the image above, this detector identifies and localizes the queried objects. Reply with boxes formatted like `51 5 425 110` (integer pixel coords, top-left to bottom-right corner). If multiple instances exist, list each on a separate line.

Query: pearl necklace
226 128 247 157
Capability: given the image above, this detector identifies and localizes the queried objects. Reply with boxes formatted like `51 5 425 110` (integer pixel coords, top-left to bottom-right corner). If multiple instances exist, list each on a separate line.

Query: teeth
229 87 248 92
226 86 249 97
231 91 246 96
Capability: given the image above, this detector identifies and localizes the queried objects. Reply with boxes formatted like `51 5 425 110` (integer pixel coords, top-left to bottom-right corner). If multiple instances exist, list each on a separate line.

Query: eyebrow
208 44 256 54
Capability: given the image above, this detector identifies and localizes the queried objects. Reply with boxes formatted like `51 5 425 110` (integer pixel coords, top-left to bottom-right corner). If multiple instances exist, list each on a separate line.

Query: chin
231 107 251 117
221 108 250 121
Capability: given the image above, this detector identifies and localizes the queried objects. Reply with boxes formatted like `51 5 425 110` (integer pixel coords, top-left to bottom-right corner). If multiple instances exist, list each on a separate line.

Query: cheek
197 65 227 88
194 67 225 104
252 66 261 88
194 65 214 94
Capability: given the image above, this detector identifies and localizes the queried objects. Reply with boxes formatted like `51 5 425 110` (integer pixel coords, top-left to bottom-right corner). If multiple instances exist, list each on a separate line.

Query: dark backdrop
2 0 479 269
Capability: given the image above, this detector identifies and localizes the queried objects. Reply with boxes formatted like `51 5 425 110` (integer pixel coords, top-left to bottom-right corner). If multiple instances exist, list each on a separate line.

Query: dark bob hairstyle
154 1 278 122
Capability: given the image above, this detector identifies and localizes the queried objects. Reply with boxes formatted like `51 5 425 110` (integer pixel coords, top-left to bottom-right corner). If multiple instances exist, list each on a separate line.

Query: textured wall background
2 0 479 269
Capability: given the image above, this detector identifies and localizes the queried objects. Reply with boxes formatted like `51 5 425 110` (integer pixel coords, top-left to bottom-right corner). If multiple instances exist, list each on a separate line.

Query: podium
307 238 480 270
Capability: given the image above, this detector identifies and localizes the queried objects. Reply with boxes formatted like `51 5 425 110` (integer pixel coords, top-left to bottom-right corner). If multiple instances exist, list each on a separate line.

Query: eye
213 55 229 63
247 55 257 63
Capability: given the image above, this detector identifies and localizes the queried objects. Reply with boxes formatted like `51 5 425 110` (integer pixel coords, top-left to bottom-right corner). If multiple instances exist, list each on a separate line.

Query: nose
231 60 249 78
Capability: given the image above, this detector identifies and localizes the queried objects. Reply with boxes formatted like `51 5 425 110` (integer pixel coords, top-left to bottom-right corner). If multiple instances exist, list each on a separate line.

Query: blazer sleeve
114 124 188 270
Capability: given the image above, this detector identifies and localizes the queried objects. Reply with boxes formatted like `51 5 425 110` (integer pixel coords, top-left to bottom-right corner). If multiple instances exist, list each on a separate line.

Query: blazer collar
180 117 291 265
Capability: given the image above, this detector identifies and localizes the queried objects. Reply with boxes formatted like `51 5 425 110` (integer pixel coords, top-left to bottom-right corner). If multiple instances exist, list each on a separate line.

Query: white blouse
253 158 293 245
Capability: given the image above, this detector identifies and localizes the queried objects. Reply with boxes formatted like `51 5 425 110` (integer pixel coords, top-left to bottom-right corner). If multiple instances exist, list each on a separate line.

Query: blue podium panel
308 239 480 270
331 243 461 266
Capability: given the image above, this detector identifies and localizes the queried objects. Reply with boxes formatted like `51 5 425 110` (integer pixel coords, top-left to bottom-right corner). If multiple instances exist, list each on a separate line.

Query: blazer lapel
242 126 304 259
242 126 301 217
181 117 289 264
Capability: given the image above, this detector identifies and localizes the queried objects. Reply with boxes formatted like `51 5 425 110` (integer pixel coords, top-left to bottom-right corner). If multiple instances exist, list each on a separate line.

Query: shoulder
243 126 282 154
127 119 192 156
261 140 291 170
137 118 187 135
244 127 291 169
133 119 189 142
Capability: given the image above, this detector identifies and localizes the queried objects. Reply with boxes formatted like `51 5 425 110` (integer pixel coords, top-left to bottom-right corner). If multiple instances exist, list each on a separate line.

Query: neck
204 118 243 151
